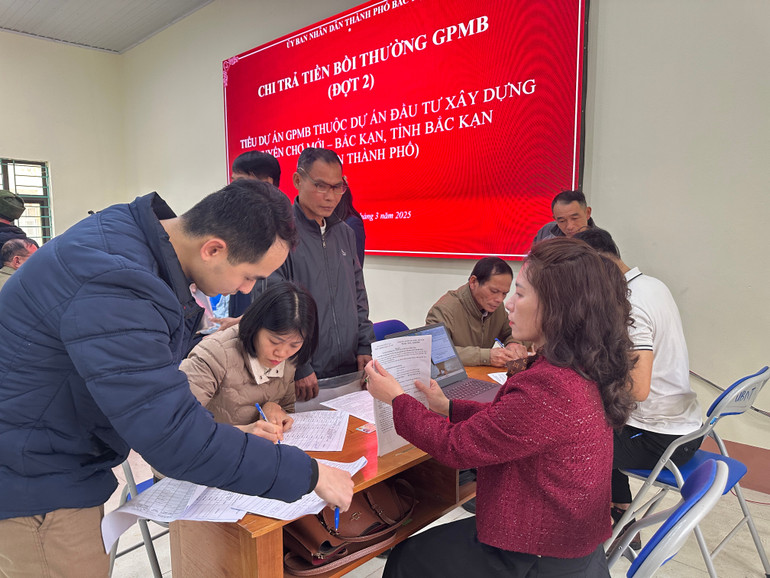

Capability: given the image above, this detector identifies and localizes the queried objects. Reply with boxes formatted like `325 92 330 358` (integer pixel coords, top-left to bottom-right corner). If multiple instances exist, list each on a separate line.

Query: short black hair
297 148 342 173
1 237 37 263
551 190 588 211
239 281 318 366
232 151 281 187
469 256 513 284
574 227 621 259
180 180 297 264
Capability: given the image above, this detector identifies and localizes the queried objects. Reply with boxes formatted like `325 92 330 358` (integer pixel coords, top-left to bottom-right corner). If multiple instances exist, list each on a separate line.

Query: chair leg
108 535 119 577
733 484 770 575
693 524 718 578
137 518 163 578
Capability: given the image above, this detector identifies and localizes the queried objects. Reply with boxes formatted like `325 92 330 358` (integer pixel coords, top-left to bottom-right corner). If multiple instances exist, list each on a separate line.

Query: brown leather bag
283 478 416 576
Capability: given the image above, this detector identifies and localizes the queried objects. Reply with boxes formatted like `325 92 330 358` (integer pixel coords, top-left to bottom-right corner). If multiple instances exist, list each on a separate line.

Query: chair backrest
628 460 728 577
372 319 409 341
706 366 769 425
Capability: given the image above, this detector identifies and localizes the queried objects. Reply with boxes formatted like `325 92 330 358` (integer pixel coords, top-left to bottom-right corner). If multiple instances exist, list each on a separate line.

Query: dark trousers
612 425 703 503
383 516 610 578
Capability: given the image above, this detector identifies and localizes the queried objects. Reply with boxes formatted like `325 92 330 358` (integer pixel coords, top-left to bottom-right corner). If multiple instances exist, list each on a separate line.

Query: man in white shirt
575 228 702 548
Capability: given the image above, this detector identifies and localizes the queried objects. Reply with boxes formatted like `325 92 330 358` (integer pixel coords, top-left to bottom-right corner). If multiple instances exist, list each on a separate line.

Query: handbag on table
283 478 417 576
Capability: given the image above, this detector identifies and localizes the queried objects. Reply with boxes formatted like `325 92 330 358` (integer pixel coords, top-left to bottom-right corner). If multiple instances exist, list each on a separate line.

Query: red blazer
392 356 612 558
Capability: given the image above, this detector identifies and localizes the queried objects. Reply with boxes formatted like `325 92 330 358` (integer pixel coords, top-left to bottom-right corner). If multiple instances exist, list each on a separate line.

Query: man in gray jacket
282 148 375 401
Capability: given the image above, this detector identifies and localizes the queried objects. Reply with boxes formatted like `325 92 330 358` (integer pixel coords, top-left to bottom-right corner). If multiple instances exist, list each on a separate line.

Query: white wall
0 31 126 231
3 0 768 447
583 0 770 428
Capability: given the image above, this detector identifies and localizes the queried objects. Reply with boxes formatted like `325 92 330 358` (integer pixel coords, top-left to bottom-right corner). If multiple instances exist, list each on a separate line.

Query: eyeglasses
298 167 347 196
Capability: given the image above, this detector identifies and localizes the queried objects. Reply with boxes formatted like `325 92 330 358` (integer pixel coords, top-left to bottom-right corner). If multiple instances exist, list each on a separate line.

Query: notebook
385 323 501 403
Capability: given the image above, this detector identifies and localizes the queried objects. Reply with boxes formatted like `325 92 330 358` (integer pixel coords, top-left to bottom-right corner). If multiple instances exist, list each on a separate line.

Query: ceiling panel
0 0 212 53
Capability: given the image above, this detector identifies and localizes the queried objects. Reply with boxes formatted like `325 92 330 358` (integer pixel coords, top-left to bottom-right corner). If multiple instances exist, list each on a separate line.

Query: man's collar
625 266 643 283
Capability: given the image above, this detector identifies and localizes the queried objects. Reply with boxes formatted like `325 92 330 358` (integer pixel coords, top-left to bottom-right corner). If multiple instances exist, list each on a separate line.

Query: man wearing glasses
283 147 375 401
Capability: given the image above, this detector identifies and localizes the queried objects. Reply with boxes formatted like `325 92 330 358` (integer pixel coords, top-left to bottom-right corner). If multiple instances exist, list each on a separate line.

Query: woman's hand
364 360 404 405
414 379 450 416
262 401 294 432
237 420 284 444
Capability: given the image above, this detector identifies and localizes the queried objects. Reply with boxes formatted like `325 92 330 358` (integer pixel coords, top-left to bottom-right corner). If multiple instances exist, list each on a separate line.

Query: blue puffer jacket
0 193 315 519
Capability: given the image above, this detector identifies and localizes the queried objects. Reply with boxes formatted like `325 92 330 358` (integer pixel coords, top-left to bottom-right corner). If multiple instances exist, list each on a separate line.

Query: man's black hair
297 148 342 173
470 256 513 284
232 151 282 187
181 180 297 264
551 190 588 211
574 227 621 259
1 237 37 264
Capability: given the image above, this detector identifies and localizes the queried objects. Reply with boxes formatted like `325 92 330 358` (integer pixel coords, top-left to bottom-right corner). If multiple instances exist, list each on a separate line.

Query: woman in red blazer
366 237 635 577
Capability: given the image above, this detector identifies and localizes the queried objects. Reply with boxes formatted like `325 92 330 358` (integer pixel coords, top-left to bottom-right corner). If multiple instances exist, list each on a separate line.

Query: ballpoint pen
255 402 280 444
334 506 340 533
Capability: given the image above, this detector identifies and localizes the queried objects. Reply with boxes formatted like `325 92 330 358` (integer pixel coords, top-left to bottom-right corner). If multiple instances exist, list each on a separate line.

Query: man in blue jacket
0 180 353 576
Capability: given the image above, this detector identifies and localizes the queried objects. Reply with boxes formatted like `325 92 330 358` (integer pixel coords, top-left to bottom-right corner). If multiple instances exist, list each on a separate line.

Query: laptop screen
385 323 468 387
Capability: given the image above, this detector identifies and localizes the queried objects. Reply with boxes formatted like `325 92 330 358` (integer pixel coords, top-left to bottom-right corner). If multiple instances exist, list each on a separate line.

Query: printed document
321 389 376 424
102 457 367 552
282 410 349 451
371 335 431 456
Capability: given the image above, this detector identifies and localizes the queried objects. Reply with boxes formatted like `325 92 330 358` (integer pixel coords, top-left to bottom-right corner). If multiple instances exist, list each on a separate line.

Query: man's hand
314 463 354 511
505 342 529 359
212 316 241 332
261 401 294 432
357 354 372 387
295 373 319 401
489 347 519 367
414 378 450 416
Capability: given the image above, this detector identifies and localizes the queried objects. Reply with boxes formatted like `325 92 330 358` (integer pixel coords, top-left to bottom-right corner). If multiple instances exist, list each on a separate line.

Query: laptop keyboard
444 377 497 400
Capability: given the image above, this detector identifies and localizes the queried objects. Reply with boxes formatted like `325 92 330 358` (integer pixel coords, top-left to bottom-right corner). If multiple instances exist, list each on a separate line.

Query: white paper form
371 335 431 456
102 457 368 552
321 389 376 424
229 457 368 519
101 478 241 552
488 371 508 385
282 410 349 451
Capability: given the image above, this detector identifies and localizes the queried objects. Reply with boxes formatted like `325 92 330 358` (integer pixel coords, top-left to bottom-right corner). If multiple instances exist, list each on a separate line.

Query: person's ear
200 238 227 262
293 171 302 191
469 275 479 291
11 255 23 268
585 206 592 220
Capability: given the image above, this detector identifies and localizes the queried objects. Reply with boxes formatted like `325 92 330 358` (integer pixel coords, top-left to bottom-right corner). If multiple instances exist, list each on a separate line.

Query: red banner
224 0 585 259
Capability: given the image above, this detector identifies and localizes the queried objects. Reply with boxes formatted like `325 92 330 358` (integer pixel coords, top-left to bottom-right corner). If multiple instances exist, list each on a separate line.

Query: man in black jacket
285 148 375 401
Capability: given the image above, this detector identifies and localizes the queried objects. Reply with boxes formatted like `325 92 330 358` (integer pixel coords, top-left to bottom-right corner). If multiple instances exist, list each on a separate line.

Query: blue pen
334 506 340 533
255 402 280 444
630 432 643 439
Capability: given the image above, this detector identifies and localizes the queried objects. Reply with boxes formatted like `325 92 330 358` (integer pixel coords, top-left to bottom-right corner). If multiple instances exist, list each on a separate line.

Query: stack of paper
101 457 367 552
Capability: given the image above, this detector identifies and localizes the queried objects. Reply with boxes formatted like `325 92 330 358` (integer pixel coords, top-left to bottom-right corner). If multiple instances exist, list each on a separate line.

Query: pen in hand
255 402 280 444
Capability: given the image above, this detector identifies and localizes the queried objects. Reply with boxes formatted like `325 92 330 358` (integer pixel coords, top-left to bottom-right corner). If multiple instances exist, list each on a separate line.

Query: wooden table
170 367 497 577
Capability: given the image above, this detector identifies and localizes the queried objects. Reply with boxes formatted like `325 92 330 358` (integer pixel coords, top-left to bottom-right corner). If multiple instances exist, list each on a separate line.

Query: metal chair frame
107 461 167 578
606 366 770 577
607 459 728 577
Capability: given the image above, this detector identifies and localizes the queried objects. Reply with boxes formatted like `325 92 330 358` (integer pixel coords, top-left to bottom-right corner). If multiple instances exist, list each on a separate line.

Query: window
1 158 53 245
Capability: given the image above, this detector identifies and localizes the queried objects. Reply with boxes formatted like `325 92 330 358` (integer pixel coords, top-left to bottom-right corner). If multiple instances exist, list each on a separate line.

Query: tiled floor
109 452 770 577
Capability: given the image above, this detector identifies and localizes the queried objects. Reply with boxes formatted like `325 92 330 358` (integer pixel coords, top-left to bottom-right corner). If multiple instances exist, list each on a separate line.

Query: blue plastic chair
606 459 728 577
108 461 166 577
607 366 770 577
372 319 408 341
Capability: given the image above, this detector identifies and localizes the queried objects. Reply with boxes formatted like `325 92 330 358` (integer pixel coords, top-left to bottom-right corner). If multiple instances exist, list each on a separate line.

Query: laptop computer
385 323 502 403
